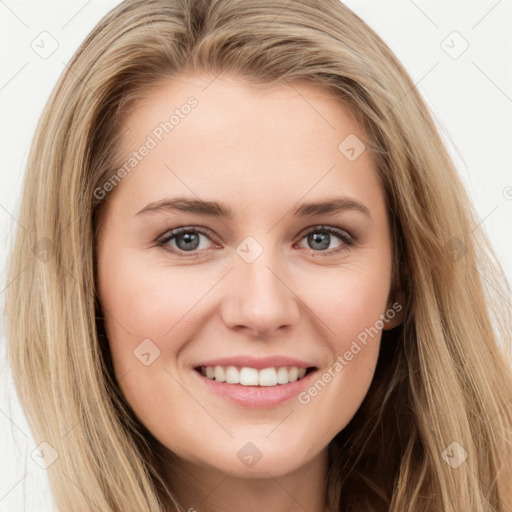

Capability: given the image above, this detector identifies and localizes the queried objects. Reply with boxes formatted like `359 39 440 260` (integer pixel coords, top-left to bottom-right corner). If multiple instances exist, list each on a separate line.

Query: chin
190 436 315 478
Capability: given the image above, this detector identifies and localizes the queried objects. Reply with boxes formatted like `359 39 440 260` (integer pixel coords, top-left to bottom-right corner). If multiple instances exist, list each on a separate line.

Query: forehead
121 72 365 147
106 73 383 220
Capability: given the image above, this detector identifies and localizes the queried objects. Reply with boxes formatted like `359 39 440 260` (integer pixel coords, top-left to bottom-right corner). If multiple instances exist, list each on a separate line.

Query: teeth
258 367 277 386
276 367 290 384
199 365 309 386
225 365 239 384
240 367 259 386
214 366 225 382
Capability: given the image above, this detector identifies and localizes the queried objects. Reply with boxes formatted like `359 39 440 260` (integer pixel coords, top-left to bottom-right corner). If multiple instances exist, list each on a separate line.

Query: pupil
177 232 200 251
309 232 329 250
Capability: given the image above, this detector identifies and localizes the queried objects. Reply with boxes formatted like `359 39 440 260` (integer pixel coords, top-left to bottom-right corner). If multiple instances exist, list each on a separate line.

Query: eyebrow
135 196 371 219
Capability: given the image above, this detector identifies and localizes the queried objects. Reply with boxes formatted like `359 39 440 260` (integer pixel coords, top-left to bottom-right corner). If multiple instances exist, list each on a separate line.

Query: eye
157 227 217 257
295 225 355 255
156 225 355 258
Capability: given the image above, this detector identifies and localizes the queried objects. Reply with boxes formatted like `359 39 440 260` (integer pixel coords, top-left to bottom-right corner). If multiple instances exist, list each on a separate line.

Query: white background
1 1 511 510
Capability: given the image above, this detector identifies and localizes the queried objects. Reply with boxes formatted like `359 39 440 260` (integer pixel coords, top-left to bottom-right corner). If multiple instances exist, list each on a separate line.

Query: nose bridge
221 238 300 335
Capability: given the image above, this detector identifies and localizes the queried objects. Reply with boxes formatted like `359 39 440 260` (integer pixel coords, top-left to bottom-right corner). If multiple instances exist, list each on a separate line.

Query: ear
382 293 405 330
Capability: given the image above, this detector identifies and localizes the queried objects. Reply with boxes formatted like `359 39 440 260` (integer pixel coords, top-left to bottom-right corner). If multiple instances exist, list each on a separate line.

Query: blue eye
156 225 355 258
296 225 354 254
157 227 215 257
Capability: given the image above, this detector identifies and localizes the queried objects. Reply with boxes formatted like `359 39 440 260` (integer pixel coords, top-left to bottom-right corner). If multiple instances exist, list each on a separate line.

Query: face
95 73 401 479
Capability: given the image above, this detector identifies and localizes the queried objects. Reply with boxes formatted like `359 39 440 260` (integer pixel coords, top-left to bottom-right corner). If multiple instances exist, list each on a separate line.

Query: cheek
296 259 391 349
98 255 208 366
291 261 391 426
97 254 212 437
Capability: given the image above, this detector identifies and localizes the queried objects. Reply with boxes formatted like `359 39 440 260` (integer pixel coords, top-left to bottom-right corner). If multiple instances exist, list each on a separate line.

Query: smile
196 365 315 386
192 365 319 408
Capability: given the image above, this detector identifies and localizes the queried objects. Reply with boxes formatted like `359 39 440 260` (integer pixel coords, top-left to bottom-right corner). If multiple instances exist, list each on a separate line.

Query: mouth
194 364 317 386
192 364 319 408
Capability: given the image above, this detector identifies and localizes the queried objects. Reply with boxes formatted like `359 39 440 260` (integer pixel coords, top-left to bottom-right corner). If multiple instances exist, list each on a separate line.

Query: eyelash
156 225 356 259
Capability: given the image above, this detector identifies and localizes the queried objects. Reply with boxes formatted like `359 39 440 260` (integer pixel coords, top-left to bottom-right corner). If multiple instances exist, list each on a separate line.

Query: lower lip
192 368 318 408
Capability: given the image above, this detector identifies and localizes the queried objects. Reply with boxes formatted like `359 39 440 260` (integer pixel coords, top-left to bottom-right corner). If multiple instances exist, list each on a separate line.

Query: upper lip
194 355 317 370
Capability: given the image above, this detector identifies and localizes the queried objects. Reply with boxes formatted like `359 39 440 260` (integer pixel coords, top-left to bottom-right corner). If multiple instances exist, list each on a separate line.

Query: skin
95 72 403 512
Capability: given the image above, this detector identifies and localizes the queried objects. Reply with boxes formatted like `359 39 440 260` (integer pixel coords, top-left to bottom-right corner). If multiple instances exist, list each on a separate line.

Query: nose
221 251 301 338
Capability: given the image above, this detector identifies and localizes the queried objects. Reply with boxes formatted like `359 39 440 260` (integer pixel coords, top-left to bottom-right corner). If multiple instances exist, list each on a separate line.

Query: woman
4 0 512 511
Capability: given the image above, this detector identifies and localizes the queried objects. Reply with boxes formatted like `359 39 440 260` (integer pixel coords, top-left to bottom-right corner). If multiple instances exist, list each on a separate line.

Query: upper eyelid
158 226 216 243
296 224 352 239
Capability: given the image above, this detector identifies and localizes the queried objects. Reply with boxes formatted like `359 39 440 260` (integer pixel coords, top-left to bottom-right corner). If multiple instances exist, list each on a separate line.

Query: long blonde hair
4 0 512 510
